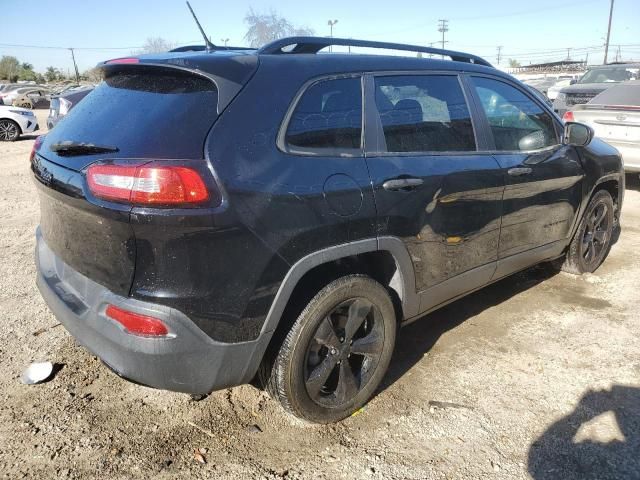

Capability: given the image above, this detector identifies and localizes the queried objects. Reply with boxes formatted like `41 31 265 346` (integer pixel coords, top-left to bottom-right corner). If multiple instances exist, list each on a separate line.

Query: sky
0 0 639 74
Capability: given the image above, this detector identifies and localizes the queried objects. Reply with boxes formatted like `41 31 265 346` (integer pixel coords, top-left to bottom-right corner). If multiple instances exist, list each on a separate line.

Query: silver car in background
569 80 640 173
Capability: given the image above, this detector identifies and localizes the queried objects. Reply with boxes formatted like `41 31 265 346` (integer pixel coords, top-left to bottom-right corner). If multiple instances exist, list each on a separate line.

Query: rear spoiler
97 55 258 115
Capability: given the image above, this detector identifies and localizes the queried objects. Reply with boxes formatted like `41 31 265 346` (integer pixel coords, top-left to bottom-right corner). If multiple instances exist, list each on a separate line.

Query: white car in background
547 79 574 101
568 80 640 173
0 105 39 141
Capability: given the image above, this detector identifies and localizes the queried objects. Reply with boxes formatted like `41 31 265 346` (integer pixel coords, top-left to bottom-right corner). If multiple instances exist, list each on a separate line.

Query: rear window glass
45 70 218 159
284 77 362 153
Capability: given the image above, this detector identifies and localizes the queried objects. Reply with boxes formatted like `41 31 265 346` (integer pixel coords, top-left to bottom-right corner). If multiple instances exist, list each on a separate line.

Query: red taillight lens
562 111 575 122
105 57 140 64
106 305 169 337
87 163 210 205
30 135 45 163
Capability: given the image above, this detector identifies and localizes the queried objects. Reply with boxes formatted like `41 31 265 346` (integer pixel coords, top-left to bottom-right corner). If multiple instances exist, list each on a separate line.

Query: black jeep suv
32 37 624 423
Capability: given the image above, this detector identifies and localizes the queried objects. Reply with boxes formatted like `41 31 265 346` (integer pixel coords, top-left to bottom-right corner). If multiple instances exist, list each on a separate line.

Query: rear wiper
50 141 119 156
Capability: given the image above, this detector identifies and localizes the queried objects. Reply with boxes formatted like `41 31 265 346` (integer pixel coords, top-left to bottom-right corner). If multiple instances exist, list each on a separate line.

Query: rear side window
373 75 476 153
45 70 218 159
471 76 558 151
284 77 362 153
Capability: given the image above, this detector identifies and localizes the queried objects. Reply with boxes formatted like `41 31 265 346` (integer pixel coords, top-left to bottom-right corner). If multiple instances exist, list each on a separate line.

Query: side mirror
569 79 577 85
563 122 594 147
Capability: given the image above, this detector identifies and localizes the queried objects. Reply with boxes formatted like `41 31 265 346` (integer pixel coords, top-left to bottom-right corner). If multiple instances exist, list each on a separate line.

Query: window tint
374 75 475 153
285 77 362 151
45 71 218 159
471 77 558 151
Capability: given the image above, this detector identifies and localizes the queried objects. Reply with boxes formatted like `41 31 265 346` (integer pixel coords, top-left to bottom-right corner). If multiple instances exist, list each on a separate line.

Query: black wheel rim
0 121 18 141
304 298 384 408
581 202 610 267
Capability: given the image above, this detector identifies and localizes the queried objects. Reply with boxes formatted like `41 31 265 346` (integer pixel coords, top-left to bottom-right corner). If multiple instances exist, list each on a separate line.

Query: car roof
589 63 640 69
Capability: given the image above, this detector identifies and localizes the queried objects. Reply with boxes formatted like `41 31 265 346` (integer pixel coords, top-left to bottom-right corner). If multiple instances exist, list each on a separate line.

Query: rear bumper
35 228 269 394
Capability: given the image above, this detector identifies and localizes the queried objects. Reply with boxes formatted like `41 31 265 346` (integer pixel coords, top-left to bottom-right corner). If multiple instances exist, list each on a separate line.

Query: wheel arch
260 237 419 338
250 236 419 387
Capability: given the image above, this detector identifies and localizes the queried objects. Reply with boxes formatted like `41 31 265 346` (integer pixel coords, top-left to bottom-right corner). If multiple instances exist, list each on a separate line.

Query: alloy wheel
0 121 19 141
304 298 385 407
581 202 610 268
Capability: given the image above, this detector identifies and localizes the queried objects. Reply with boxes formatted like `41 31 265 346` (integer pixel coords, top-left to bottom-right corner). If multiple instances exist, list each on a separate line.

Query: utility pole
603 0 615 64
68 48 80 84
566 47 572 60
437 19 449 59
428 42 436 58
327 19 338 52
496 46 503 65
615 45 621 62
220 38 229 47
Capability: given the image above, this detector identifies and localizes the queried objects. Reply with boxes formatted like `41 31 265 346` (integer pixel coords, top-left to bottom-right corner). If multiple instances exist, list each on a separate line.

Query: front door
364 73 504 313
467 75 584 276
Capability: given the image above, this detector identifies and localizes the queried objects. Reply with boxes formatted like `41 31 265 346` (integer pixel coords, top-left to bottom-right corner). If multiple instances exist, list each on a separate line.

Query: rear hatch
33 56 256 295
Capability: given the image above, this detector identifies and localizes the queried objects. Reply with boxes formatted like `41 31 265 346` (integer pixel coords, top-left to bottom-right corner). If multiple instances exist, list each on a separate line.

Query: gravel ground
1 110 639 479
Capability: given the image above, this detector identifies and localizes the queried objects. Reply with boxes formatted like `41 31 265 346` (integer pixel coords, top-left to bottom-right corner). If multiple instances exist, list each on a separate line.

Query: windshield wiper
50 141 119 156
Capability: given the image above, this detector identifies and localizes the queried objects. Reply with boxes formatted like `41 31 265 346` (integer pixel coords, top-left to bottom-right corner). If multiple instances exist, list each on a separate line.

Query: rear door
364 73 503 312
467 75 584 276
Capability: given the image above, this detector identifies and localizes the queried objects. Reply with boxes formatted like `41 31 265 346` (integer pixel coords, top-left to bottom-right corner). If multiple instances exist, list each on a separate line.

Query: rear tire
0 119 20 142
561 190 614 274
264 275 396 423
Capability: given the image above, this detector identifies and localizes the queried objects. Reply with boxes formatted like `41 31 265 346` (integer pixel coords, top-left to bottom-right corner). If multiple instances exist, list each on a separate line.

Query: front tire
561 190 614 274
265 275 396 423
0 119 21 142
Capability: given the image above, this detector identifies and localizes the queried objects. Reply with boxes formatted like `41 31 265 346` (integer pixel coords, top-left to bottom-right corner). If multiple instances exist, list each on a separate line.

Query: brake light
30 135 45 163
87 163 210 205
105 57 140 64
563 111 575 122
105 305 169 337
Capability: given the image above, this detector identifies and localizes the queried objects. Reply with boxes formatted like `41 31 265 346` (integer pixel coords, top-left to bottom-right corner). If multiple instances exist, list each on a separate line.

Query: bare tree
83 67 103 83
243 8 314 48
137 37 176 54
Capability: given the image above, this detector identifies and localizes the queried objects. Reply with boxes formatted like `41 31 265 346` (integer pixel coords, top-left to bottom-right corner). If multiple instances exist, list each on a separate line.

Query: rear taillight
86 163 211 205
30 135 45 163
105 57 140 64
105 305 169 337
562 111 575 122
59 97 72 116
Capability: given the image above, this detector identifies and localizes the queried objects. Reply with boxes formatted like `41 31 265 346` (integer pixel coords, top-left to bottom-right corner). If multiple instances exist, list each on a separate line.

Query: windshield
578 66 639 84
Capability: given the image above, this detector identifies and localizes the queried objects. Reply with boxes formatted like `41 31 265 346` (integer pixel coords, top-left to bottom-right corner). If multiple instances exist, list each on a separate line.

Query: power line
0 43 142 51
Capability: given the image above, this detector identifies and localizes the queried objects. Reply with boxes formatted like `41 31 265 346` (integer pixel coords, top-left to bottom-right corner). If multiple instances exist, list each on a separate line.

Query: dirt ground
1 110 639 480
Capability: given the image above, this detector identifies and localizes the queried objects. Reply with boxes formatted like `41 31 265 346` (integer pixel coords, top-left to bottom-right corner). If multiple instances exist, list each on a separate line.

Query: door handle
507 167 533 177
382 177 424 191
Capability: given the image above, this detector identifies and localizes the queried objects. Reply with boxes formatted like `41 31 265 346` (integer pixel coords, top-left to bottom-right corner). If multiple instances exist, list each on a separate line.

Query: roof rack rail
258 36 493 68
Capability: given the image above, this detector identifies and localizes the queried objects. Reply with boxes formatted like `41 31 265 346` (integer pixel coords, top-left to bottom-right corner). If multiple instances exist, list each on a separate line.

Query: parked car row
553 63 639 116
0 82 95 141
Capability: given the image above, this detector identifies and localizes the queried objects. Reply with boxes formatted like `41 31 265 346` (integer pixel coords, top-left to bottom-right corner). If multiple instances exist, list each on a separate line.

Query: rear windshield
44 70 218 159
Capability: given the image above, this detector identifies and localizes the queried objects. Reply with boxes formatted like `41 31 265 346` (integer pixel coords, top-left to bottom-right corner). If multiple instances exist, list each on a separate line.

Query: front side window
285 77 362 152
471 76 558 152
373 75 476 153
